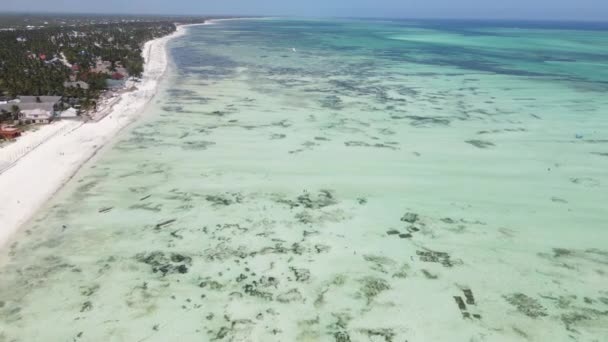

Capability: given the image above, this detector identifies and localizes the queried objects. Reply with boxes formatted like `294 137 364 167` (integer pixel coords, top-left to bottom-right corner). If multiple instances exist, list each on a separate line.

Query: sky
3 0 608 21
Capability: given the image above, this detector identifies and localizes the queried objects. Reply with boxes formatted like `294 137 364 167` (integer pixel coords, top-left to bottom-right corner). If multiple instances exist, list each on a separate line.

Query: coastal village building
0 96 62 124
19 103 55 123
111 72 125 80
93 58 112 73
19 96 62 123
92 58 129 80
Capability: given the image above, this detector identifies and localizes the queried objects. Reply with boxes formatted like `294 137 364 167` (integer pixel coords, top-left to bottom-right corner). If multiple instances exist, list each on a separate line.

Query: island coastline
0 24 196 248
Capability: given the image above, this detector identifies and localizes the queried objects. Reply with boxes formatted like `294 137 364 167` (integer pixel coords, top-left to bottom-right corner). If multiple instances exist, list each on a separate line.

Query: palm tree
10 104 20 122
0 109 9 122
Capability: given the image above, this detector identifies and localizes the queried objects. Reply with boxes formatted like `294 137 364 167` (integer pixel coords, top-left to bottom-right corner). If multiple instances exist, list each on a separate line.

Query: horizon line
0 11 607 24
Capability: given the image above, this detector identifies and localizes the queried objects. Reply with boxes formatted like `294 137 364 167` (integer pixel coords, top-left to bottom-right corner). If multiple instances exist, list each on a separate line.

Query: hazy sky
3 0 608 21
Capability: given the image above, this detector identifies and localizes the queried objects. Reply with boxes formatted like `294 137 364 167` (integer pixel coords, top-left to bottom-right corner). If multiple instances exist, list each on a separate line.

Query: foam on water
1 19 607 341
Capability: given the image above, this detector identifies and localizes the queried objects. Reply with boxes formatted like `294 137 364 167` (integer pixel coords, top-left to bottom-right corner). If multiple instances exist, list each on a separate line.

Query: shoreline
0 25 189 248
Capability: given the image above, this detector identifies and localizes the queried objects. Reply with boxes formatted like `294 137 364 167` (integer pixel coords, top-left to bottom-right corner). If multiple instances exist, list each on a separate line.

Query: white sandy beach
0 25 189 248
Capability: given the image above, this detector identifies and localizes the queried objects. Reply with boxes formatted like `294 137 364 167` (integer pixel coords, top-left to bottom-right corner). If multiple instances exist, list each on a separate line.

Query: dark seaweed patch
552 248 573 258
504 293 547 318
569 177 600 187
421 269 437 279
290 267 311 282
360 328 395 342
465 140 495 149
205 193 243 206
275 190 337 209
80 301 93 312
135 251 192 276
477 128 527 135
199 279 224 290
319 95 344 109
182 140 216 150
416 250 454 267
270 133 286 140
154 219 176 230
344 141 398 150
551 197 568 204
276 288 303 303
463 288 476 305
243 276 277 301
453 289 481 319
359 276 390 304
403 115 451 127
400 212 419 223
130 203 163 212
334 331 351 342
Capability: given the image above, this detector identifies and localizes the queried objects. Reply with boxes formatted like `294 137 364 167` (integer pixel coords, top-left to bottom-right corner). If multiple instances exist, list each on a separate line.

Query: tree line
0 20 178 100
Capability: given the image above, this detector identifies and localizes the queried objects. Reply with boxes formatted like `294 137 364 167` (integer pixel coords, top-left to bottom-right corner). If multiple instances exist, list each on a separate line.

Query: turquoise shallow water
1 19 608 341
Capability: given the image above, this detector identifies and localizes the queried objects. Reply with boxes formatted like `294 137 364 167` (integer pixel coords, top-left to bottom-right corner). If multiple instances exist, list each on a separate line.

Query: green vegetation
0 14 211 116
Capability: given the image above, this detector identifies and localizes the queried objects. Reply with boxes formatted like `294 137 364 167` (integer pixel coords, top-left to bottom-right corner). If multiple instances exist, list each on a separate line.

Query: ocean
1 18 607 341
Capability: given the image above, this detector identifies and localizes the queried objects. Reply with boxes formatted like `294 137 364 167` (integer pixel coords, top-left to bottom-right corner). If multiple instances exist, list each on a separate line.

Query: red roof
39 54 46 60
111 72 125 80
71 64 80 71
0 125 21 139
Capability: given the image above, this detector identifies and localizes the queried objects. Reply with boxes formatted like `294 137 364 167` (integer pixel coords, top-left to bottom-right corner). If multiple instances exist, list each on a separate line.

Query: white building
0 96 62 124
